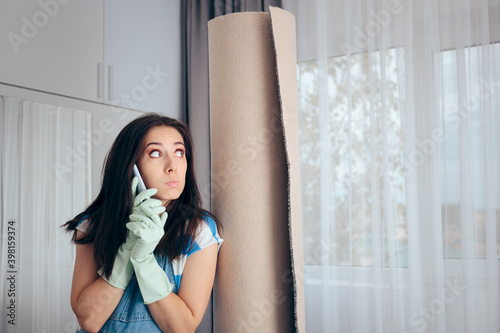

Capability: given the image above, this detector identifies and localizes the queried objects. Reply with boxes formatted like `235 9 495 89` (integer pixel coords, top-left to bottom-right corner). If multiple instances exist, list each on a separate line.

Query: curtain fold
0 96 92 333
285 0 500 331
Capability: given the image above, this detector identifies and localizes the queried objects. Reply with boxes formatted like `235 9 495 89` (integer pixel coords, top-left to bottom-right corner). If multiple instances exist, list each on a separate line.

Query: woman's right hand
99 177 165 289
126 201 171 305
131 176 165 219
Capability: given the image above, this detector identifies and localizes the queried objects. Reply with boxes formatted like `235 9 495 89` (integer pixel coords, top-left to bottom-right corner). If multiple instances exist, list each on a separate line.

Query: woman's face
136 126 188 207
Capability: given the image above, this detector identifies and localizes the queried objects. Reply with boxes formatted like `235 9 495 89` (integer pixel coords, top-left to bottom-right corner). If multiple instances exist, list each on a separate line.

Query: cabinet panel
0 0 104 102
104 0 181 117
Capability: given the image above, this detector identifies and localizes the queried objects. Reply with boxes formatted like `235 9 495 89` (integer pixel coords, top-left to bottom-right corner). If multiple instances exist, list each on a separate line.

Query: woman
64 113 223 332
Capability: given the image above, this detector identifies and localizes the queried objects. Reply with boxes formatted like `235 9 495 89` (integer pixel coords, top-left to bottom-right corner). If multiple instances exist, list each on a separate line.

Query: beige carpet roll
209 7 305 333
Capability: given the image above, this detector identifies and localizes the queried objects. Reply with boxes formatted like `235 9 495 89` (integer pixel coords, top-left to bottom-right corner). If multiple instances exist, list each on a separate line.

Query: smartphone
133 164 147 193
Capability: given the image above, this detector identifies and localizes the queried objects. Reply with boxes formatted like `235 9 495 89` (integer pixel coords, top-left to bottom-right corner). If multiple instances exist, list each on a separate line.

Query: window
298 43 500 268
438 42 500 259
298 48 408 268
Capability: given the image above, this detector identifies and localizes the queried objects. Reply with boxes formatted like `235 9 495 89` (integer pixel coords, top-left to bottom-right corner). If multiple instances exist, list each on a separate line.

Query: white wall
0 0 183 200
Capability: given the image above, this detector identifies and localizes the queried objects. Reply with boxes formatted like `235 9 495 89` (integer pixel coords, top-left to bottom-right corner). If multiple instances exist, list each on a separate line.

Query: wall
0 83 145 199
0 1 183 199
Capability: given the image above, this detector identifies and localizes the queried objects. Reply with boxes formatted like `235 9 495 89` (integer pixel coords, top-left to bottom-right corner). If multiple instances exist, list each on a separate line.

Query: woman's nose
164 157 176 173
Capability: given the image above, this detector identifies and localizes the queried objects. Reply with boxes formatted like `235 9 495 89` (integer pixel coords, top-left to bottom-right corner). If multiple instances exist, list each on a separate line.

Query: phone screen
133 164 147 193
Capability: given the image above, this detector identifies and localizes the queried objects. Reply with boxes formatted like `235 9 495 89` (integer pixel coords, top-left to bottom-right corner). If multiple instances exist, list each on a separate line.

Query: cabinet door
104 0 181 117
0 0 104 102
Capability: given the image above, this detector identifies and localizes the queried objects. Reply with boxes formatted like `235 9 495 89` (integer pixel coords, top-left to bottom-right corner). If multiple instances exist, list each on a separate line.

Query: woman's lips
166 181 179 187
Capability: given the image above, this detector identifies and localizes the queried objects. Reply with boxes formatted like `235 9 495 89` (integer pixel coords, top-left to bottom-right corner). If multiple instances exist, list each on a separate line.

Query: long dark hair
63 113 221 279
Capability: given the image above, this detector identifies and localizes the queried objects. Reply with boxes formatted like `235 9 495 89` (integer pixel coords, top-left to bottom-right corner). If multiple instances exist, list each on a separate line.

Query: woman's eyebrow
145 141 185 147
145 142 163 147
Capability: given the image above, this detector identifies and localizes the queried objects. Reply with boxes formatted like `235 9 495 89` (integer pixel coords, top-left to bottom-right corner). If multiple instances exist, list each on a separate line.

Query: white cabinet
104 0 181 115
0 0 181 117
0 0 104 103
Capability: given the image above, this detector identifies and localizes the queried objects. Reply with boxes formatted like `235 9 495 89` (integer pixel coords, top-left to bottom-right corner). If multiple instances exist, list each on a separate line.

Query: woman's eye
175 150 185 157
150 150 160 158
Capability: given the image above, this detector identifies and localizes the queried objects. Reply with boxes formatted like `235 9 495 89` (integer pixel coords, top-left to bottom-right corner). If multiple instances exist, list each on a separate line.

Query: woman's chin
155 193 182 208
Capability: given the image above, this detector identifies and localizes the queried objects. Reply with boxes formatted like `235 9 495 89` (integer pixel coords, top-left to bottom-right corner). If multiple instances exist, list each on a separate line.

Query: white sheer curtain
284 0 500 332
0 96 92 333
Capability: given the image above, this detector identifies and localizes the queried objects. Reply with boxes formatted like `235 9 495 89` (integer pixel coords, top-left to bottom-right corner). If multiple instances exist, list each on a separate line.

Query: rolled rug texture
209 7 305 333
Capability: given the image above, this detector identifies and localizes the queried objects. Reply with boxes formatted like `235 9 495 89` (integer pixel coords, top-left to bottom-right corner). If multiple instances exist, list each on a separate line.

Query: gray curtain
181 1 282 331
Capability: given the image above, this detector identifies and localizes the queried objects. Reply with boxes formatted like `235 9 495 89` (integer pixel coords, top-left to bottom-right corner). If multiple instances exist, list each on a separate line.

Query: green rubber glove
99 177 164 289
127 205 172 304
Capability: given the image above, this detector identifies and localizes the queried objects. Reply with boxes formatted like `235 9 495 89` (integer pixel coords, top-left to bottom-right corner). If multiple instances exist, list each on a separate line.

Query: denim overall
76 253 178 333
